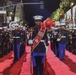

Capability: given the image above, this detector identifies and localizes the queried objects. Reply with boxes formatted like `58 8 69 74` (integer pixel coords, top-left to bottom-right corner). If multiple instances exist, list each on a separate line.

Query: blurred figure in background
57 26 68 60
72 29 76 54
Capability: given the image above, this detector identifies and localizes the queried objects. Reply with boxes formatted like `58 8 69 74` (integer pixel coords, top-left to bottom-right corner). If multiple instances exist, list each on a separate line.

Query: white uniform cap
0 27 3 29
33 15 43 21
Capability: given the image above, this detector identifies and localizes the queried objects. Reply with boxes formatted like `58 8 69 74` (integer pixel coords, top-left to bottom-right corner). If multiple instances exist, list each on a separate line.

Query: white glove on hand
57 38 61 41
46 46 48 54
28 40 33 45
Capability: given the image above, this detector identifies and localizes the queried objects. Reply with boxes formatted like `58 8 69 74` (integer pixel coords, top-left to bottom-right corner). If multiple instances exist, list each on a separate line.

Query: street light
70 2 74 7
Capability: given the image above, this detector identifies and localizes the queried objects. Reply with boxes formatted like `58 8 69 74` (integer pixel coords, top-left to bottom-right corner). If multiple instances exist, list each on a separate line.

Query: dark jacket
12 30 21 44
32 25 48 53
57 29 68 44
72 31 76 49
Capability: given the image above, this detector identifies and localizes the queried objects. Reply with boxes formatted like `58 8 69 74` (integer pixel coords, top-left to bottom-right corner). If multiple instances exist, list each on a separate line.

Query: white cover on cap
0 27 3 29
33 15 43 20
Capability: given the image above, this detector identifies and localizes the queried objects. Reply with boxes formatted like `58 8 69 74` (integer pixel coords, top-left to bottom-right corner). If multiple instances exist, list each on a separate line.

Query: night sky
23 0 61 27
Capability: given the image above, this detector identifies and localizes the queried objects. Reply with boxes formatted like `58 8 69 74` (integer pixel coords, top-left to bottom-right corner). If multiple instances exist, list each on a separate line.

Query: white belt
57 38 61 41
61 36 66 38
13 36 20 38
41 40 45 42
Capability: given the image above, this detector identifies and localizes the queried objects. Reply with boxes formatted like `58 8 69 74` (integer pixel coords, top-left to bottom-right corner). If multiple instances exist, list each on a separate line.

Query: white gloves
46 46 48 54
57 38 61 41
28 40 33 45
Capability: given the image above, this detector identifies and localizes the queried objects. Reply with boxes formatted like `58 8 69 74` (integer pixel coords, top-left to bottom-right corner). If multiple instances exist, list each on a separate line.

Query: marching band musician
19 26 26 57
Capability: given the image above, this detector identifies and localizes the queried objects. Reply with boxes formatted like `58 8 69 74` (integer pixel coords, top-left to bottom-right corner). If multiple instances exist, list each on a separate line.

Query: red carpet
20 46 31 75
0 43 76 75
44 45 76 75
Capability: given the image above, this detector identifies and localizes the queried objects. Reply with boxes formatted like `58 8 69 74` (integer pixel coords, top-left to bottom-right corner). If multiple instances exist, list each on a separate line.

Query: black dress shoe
60 59 65 60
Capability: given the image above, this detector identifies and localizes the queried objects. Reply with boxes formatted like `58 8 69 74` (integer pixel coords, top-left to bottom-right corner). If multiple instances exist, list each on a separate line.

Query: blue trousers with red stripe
32 52 45 75
58 44 66 60
13 43 20 60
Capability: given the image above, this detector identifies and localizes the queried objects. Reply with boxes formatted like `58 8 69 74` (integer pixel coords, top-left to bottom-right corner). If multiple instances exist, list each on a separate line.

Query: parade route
0 45 76 75
0 0 76 75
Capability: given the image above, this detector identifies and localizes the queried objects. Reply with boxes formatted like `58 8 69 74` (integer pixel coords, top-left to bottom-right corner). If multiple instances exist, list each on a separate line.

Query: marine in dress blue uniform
30 15 48 75
1 27 10 55
19 27 26 57
57 26 68 60
52 28 59 57
12 25 21 61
